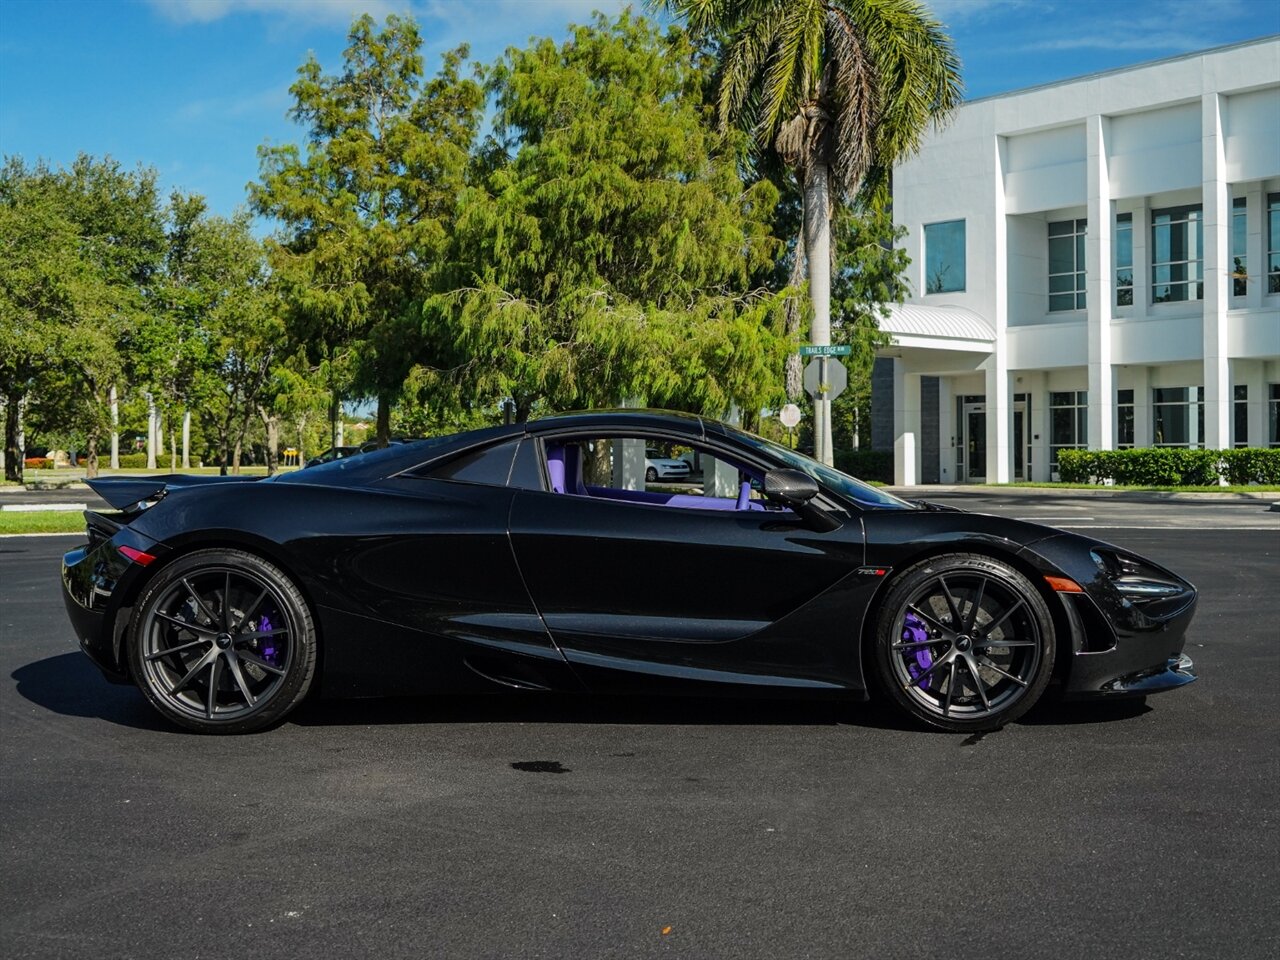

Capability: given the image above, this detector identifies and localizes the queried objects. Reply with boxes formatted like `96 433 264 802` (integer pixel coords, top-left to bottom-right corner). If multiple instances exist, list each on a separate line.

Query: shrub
1055 447 1280 486
115 453 150 468
834 449 894 483
23 457 50 469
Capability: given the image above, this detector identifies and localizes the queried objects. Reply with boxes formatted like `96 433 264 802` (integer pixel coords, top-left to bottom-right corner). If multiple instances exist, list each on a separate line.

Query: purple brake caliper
258 612 278 665
903 612 934 687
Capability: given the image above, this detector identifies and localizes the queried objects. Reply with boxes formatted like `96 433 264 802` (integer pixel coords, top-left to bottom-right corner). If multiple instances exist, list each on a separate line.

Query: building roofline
962 34 1280 107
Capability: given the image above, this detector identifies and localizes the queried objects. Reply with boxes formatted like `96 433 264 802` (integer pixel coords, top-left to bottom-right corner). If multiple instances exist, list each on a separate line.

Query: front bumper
1019 535 1199 700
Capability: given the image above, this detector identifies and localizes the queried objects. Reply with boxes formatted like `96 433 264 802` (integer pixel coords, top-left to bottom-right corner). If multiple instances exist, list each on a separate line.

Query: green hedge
834 449 894 483
115 452 150 468
1056 447 1280 486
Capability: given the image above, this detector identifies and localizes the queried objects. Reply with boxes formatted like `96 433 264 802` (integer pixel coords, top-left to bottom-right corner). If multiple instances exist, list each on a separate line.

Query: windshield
724 427 913 510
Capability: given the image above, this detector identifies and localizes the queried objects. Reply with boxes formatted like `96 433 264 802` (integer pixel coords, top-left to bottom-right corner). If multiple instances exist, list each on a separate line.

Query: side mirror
763 469 820 508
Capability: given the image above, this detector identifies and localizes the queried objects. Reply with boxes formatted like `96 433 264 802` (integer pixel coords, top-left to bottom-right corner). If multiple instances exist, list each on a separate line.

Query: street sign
799 344 852 357
778 404 801 429
803 357 847 401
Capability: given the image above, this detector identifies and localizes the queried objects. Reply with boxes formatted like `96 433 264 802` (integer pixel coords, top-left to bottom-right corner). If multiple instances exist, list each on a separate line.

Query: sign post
798 346 850 465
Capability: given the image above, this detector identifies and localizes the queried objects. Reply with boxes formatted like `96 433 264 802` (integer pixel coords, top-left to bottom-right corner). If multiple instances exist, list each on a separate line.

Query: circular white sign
778 404 802 429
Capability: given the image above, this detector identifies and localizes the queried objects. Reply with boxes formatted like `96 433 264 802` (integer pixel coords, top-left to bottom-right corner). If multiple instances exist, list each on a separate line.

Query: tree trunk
784 223 807 401
182 410 191 468
804 162 833 465
260 407 280 476
86 420 100 479
232 436 242 475
109 385 120 469
146 396 158 470
170 427 177 471
329 395 341 448
514 397 532 424
4 391 22 483
376 394 391 447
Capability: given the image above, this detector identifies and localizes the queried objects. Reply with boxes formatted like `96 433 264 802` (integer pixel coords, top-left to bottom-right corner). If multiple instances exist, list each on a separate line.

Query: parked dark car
62 410 1197 734
304 445 360 468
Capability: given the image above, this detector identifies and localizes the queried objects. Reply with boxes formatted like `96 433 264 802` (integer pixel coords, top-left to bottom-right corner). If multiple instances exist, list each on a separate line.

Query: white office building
876 36 1280 484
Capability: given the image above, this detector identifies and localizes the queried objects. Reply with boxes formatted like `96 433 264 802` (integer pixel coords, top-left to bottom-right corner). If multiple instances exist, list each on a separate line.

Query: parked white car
645 449 692 482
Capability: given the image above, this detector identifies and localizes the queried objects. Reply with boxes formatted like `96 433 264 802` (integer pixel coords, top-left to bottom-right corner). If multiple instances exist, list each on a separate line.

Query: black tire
645 467 658 483
126 548 317 734
873 553 1055 733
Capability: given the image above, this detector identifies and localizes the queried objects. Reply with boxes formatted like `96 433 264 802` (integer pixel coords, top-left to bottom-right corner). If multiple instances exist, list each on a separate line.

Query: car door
507 435 868 692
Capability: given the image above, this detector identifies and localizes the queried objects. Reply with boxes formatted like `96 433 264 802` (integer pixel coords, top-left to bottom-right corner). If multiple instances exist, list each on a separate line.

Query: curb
887 485 1279 502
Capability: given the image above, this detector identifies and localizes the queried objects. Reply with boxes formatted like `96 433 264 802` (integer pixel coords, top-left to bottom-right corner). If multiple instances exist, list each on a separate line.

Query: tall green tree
0 155 164 479
662 0 961 462
434 11 786 423
251 14 486 447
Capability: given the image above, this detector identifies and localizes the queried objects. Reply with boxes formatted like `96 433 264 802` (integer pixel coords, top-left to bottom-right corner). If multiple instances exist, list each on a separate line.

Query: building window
1232 197 1247 297
1049 218 1086 312
1115 213 1133 306
1269 194 1280 294
1233 385 1248 448
1117 389 1135 448
1270 384 1280 447
924 220 965 293
1050 391 1087 465
1153 387 1204 447
1151 205 1203 303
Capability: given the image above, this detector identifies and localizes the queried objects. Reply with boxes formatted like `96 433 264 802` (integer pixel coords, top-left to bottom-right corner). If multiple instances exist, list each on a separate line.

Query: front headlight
1091 549 1190 603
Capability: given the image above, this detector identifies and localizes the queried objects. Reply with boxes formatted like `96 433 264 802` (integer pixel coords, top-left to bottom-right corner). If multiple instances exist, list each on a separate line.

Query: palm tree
658 0 962 464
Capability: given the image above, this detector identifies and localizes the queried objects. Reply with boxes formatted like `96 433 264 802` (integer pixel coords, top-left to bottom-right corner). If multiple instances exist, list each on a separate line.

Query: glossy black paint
61 409 1198 706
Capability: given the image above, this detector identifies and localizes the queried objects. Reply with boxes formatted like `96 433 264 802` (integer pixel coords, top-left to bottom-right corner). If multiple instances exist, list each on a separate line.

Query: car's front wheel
645 467 658 482
873 554 1055 732
126 548 317 734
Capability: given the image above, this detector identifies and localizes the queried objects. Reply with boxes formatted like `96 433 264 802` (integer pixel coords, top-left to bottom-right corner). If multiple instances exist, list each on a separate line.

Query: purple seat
546 445 566 494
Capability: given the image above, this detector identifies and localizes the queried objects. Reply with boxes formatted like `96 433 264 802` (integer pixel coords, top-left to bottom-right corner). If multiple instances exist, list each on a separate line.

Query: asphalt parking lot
2 498 1278 959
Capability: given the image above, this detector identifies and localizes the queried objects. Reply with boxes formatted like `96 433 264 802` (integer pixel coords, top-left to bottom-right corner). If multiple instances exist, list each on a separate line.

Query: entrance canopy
876 303 995 377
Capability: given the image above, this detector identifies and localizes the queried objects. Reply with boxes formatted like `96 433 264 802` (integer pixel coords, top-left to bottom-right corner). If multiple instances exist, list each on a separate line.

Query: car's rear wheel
645 467 658 482
127 548 317 734
874 554 1055 732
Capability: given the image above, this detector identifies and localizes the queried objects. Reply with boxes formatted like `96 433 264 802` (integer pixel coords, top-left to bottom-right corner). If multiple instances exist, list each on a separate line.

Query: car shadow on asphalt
12 652 1151 734
10 652 171 732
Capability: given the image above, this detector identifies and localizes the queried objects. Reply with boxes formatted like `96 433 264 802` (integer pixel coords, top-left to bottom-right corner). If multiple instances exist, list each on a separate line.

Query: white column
1245 360 1266 448
1087 114 1115 451
892 361 921 486
181 410 191 469
1132 199 1151 320
989 137 1011 483
984 358 1011 483
1201 92 1230 453
1244 183 1264 310
1025 371 1050 481
1133 366 1153 448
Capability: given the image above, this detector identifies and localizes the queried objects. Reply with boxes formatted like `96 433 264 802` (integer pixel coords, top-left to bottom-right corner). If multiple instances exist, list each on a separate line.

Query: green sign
799 344 852 357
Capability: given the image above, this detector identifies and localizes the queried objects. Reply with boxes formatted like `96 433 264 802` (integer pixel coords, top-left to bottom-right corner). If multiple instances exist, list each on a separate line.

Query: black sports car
61 410 1198 734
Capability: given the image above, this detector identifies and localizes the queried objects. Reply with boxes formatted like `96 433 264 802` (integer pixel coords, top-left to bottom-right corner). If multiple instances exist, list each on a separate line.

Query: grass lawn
0 511 88 535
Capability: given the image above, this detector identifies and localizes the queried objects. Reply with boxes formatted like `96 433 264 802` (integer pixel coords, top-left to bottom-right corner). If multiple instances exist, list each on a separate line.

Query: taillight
118 545 157 566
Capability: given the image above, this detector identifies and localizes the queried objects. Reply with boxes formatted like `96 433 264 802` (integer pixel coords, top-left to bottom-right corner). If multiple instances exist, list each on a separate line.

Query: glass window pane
1117 286 1133 306
1049 293 1075 312
1050 392 1073 406
925 220 965 293
1076 292 1087 309
1052 407 1075 444
1048 220 1073 237
1049 274 1074 293
1234 384 1248 401
1115 224 1132 268
1048 236 1075 274
1076 233 1085 267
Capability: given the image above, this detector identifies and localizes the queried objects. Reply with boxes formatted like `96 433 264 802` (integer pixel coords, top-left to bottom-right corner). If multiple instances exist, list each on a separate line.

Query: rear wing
86 474 259 511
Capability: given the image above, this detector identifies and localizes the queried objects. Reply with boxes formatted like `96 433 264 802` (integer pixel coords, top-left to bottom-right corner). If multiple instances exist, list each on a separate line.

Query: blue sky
1 0 1277 220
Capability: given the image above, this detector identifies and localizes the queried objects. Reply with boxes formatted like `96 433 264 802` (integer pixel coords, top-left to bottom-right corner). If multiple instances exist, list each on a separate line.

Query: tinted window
425 440 519 486
508 439 544 490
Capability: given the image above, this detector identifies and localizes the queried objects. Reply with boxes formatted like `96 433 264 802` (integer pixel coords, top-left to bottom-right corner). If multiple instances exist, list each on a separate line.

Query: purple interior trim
584 485 765 512
564 444 588 494
736 480 751 510
546 445 566 493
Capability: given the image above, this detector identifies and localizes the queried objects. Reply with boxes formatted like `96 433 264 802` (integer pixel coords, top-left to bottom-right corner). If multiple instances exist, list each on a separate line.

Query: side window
542 435 776 512
420 439 519 486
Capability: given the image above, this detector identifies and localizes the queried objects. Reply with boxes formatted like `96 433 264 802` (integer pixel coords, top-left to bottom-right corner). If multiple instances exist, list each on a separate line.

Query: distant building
874 36 1280 483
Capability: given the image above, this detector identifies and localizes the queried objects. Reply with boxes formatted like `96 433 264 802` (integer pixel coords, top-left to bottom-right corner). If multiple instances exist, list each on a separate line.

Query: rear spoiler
86 474 259 510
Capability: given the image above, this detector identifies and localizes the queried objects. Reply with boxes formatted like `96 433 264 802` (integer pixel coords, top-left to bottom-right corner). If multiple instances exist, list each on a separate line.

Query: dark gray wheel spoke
206 654 223 719
937 576 964 625
906 604 952 638
962 654 992 710
234 585 270 632
170 650 214 696
225 654 257 706
966 578 987 632
182 578 219 626
978 657 1029 687
222 572 233 630
980 640 1037 650
981 597 1026 639
892 638 942 651
233 628 289 643
906 653 951 689
943 660 958 715
238 651 287 677
144 638 209 662
155 611 216 637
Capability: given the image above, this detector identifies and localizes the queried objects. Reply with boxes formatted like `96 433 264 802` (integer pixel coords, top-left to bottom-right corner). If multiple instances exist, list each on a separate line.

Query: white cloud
145 0 411 27
925 0 1029 25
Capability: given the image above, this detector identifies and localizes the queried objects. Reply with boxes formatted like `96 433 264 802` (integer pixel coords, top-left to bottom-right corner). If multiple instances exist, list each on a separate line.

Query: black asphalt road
2 514 1277 959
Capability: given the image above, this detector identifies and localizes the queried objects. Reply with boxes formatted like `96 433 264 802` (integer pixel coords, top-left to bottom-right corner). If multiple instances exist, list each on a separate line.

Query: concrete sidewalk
886 484 1279 502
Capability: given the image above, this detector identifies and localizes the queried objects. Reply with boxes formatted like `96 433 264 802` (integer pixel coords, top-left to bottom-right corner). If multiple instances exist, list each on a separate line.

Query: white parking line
1015 516 1094 521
